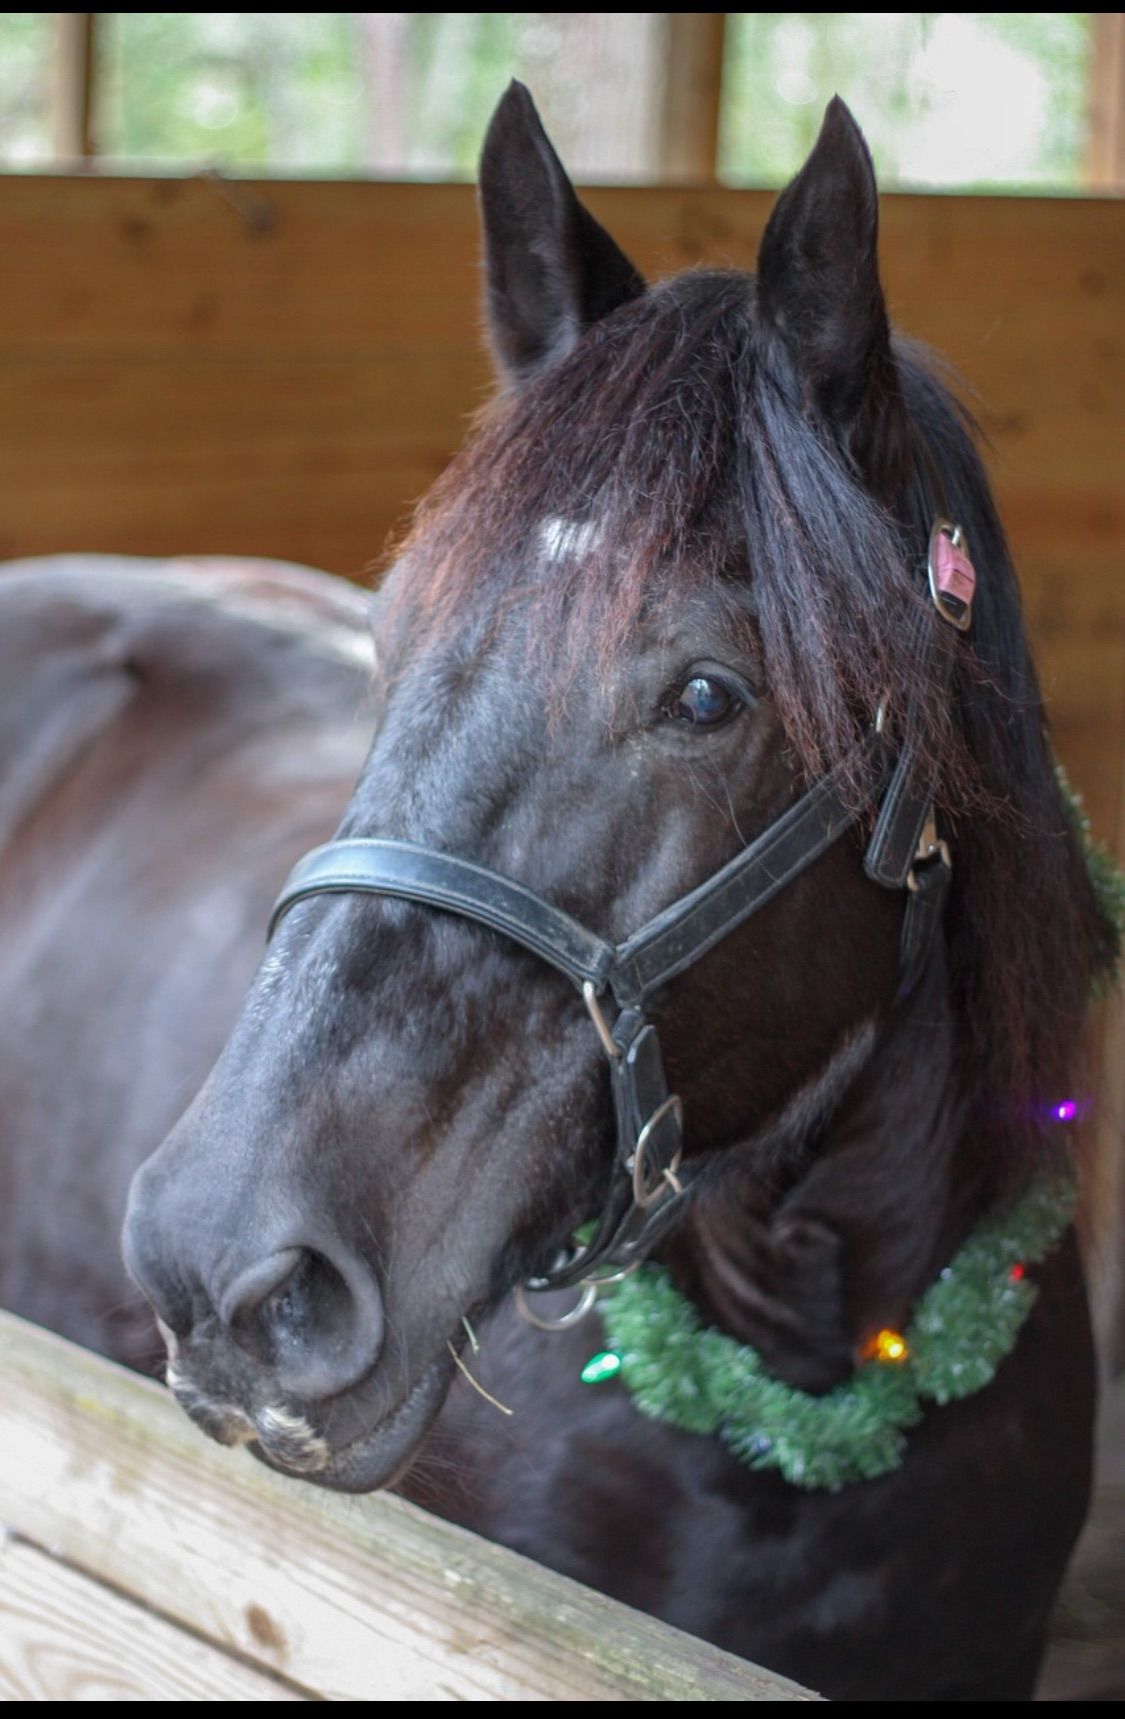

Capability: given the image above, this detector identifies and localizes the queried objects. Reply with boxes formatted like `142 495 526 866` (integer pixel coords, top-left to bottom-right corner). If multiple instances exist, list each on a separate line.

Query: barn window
0 13 1121 193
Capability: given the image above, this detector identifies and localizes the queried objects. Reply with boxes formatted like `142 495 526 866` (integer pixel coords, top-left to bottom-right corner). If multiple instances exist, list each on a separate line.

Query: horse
5 86 1115 1699
0 555 374 1369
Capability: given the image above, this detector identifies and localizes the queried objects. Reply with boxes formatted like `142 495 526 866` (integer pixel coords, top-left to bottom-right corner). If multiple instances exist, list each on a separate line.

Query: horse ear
756 97 907 498
478 81 646 386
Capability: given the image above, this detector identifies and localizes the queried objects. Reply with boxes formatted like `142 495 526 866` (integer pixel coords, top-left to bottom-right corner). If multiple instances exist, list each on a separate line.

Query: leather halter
268 518 969 1298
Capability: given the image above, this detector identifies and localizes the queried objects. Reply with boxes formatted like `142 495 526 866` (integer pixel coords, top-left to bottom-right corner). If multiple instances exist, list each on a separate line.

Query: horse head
122 86 1104 1493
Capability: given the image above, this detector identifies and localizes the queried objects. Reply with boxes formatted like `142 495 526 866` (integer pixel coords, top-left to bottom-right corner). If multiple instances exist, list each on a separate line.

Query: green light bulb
581 1350 622 1385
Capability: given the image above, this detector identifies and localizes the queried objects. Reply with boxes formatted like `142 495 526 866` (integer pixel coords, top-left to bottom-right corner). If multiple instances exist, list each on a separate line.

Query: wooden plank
0 1536 302 1702
0 1310 818 1702
658 15 727 183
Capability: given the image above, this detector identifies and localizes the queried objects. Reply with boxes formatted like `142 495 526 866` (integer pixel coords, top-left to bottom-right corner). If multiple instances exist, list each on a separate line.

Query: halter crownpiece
268 515 975 1305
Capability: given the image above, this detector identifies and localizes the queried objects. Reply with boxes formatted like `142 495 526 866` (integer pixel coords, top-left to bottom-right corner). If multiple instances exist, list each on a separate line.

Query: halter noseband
268 518 972 1300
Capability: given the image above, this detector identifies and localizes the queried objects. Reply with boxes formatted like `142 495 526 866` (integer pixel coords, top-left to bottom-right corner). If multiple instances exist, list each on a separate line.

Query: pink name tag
928 522 975 629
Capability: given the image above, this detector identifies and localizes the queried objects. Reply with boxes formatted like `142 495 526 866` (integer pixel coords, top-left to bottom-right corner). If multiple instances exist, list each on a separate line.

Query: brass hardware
906 808 952 892
628 1096 685 1208
514 1281 598 1331
583 980 621 1060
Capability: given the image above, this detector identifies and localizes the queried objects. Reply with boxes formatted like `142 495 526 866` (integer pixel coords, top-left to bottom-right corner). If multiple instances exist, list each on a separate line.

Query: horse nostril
220 1243 385 1403
218 1249 304 1331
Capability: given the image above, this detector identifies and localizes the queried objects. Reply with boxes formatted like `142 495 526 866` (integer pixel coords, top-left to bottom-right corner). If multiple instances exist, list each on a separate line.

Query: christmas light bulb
873 1329 909 1364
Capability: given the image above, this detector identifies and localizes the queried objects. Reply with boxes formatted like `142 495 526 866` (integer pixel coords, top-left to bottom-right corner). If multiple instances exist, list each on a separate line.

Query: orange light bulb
872 1328 909 1364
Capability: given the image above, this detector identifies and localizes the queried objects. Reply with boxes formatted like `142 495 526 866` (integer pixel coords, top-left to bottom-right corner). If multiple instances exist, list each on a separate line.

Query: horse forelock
387 272 930 794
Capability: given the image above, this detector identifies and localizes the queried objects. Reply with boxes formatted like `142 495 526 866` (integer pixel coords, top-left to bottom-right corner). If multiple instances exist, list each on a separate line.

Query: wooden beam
0 1310 819 1702
658 14 727 183
1087 14 1125 191
51 13 96 162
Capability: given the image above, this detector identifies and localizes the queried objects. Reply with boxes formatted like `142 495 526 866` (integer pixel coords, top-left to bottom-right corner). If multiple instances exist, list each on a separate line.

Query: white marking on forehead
540 515 601 564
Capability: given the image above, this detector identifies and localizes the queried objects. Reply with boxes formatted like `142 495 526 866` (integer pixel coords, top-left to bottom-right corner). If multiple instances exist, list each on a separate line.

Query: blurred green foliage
93 13 659 179
0 13 53 163
720 13 1093 189
99 13 362 168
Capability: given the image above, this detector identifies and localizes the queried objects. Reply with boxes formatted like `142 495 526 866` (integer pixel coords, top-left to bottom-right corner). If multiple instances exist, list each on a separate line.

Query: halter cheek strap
268 518 972 1295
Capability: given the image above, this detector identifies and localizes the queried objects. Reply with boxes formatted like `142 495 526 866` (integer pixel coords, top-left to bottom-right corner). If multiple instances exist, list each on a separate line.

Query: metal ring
513 1281 598 1331
582 1258 642 1288
629 1095 684 1208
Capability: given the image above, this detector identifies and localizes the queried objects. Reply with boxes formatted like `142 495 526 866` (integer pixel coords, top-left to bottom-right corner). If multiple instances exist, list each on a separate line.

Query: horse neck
664 951 974 1393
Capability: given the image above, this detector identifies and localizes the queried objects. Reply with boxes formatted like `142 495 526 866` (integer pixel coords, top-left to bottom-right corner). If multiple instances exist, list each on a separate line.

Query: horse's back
0 556 374 1367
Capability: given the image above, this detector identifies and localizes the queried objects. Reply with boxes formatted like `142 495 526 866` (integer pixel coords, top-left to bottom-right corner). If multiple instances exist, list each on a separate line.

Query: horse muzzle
123 1166 460 1489
160 1327 453 1490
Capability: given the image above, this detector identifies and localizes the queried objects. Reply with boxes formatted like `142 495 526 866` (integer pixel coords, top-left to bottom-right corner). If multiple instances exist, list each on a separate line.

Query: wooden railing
0 1310 817 1701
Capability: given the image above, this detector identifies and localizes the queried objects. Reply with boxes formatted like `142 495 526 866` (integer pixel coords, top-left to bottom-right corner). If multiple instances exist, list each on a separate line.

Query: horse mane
388 268 1113 1190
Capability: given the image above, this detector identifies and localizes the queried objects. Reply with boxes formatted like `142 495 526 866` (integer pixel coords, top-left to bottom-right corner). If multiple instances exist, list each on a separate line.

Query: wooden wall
1 177 1123 1305
0 174 1120 853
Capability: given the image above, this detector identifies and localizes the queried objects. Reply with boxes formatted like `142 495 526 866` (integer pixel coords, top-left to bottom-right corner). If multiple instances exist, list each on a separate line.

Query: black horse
18 89 1118 1699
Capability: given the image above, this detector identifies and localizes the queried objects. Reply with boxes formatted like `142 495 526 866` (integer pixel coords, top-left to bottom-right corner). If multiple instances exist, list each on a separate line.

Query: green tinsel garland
580 773 1124 1494
590 1171 1076 1492
1058 762 1125 994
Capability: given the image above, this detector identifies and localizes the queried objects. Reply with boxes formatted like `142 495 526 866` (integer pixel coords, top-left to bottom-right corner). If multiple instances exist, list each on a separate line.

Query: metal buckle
906 808 952 893
927 519 974 632
627 1095 684 1208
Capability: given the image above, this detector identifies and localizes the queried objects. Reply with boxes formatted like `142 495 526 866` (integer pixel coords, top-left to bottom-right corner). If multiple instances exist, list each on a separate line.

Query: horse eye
668 674 741 728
